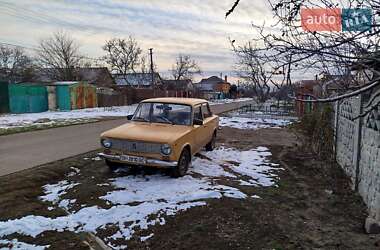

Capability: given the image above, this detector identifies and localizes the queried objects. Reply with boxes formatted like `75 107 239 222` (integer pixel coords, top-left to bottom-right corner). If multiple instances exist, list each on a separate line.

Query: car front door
192 105 204 153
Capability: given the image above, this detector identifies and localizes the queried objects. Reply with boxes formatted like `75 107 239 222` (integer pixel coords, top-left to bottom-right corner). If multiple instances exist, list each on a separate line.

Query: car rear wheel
171 149 190 178
205 131 216 151
105 159 123 171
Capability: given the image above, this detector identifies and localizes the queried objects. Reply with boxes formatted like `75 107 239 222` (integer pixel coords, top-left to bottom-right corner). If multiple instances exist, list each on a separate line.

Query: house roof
51 81 84 86
76 67 114 86
141 97 207 106
199 76 224 85
162 79 192 90
34 67 115 86
113 73 161 86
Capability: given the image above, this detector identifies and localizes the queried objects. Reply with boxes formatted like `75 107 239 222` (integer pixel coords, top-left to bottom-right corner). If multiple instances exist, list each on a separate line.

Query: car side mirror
193 118 203 126
127 115 133 120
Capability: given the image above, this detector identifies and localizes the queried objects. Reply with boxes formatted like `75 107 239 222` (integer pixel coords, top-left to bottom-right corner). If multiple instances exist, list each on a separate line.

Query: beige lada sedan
98 98 219 177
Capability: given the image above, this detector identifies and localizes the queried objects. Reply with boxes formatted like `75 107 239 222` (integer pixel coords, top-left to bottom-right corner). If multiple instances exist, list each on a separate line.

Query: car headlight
161 144 172 155
101 139 112 148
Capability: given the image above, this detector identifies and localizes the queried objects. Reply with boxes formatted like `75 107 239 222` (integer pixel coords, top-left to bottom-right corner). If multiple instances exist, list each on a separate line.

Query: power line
0 1 99 37
0 40 101 62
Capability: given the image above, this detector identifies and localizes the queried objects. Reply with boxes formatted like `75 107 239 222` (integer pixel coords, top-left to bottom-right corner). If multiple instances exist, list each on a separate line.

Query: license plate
120 155 146 164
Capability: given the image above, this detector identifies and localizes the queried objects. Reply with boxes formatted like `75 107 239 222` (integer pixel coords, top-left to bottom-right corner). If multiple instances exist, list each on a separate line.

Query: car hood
101 121 192 144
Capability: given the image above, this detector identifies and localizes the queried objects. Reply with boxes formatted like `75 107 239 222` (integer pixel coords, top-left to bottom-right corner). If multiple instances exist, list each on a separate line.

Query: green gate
0 82 9 113
9 84 48 113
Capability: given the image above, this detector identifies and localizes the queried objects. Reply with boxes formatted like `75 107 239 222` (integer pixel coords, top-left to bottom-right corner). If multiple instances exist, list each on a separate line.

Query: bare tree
171 54 201 81
0 45 34 82
235 42 279 102
228 0 380 108
102 36 143 84
38 32 83 81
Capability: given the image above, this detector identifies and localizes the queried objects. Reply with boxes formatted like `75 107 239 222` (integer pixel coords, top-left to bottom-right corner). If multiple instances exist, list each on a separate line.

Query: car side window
194 106 203 120
201 103 212 118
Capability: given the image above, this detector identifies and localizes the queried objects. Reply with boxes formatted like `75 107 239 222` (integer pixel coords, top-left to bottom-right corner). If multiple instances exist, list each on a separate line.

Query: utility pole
149 48 154 89
286 54 292 86
285 54 292 108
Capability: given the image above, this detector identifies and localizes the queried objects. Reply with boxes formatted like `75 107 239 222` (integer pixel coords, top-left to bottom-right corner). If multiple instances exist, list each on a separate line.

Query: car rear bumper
97 153 178 168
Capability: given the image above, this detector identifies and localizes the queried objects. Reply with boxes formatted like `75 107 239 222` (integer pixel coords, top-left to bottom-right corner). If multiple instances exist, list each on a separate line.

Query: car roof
141 97 208 106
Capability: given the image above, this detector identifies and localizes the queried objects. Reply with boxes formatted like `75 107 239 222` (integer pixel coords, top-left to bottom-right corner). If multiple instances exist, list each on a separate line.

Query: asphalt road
0 119 129 176
0 100 254 176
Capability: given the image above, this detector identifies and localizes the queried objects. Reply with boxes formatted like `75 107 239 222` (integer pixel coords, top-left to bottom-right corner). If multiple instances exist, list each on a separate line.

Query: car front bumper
97 153 178 168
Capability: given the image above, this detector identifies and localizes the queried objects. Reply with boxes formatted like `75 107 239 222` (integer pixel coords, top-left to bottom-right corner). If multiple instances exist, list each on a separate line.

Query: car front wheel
171 149 190 178
105 159 123 171
205 131 216 151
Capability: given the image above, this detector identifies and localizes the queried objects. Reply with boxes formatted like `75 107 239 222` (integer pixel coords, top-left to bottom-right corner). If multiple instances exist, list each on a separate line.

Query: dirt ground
0 126 379 249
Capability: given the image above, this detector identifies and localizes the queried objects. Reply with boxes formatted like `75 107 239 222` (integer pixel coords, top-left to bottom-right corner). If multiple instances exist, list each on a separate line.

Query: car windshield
132 102 192 125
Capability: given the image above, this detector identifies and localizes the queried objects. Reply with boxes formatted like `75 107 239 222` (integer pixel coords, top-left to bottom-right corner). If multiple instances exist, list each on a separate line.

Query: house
162 79 193 91
162 79 194 97
113 73 162 88
195 75 231 99
294 79 321 116
76 67 115 87
317 73 356 96
33 67 115 87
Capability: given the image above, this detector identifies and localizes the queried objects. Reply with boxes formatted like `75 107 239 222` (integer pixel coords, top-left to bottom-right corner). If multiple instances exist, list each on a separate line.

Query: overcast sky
0 0 278 82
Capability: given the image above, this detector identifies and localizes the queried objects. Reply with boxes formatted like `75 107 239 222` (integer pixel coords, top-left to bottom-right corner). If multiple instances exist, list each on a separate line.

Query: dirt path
0 126 377 249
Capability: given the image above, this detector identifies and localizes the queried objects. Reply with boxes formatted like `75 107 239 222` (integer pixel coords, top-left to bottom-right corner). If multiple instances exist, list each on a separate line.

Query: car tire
105 159 122 171
171 149 190 178
205 131 216 151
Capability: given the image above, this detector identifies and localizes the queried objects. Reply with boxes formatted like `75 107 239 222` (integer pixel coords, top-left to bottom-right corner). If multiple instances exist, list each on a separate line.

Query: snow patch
0 145 281 249
140 233 154 242
219 116 292 130
39 180 79 204
202 147 280 187
66 167 80 177
190 158 236 178
101 175 246 207
0 105 137 129
58 199 76 211
0 239 49 250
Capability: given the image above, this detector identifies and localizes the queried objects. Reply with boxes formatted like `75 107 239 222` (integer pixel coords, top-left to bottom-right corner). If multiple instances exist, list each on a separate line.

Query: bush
298 104 335 160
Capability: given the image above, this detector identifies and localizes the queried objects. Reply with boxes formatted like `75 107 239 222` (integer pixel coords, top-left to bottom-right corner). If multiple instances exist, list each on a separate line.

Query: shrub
298 104 335 160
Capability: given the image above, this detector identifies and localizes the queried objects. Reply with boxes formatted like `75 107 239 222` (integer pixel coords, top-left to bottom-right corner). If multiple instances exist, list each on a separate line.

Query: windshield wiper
155 116 174 125
132 117 149 122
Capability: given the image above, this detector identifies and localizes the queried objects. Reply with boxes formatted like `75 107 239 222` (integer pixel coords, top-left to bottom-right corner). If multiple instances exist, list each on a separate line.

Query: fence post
353 94 363 191
334 100 340 162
